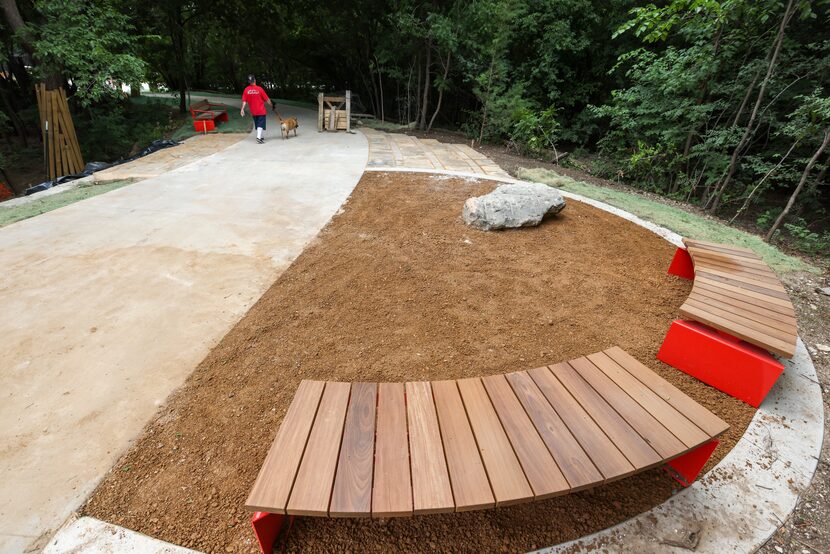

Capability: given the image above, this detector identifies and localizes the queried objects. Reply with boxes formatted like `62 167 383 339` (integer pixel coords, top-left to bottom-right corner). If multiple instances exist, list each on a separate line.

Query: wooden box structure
35 83 84 179
317 91 351 132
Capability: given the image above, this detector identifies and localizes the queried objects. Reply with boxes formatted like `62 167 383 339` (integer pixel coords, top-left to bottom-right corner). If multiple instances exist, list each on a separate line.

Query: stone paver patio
362 128 511 179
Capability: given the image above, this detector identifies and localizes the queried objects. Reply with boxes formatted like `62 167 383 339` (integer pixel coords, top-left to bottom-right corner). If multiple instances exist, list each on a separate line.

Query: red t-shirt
242 85 270 116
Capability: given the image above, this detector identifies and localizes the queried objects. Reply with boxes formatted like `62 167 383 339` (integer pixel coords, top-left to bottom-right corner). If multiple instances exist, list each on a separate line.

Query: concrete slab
0 105 367 553
43 517 198 554
93 134 245 182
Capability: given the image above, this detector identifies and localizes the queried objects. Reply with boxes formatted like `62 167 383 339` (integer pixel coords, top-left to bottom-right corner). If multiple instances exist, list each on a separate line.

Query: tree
765 90 830 241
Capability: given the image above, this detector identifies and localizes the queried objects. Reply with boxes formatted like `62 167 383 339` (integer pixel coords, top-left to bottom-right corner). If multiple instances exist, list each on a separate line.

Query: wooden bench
659 238 797 406
189 99 229 132
245 347 728 552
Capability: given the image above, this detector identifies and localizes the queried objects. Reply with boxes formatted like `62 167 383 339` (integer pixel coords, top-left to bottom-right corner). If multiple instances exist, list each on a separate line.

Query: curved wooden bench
245 347 727 551
660 238 797 407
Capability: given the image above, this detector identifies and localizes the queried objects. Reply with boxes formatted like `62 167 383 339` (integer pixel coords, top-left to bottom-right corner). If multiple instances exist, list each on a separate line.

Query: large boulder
462 182 566 230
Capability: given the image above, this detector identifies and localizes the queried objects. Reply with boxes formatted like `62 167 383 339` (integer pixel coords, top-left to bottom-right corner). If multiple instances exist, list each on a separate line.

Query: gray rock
462 182 566 230
816 286 830 296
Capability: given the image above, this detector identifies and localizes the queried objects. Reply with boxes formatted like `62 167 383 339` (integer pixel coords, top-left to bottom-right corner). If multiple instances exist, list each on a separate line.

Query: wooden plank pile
35 84 84 180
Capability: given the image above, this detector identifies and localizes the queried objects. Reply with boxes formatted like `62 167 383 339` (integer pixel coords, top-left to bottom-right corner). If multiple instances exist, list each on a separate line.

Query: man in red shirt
240 75 271 144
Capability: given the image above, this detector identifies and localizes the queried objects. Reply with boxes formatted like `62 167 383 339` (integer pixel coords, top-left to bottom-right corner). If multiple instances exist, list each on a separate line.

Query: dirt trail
85 171 754 553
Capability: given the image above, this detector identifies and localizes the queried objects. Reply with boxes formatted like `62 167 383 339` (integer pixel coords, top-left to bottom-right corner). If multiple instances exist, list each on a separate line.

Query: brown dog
271 101 299 139
280 116 299 139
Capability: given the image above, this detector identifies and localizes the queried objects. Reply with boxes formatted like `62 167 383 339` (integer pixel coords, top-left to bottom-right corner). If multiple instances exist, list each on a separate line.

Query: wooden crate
323 109 348 130
317 91 351 132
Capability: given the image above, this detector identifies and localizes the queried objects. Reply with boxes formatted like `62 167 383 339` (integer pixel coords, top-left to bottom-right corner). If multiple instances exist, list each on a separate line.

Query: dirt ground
84 171 755 553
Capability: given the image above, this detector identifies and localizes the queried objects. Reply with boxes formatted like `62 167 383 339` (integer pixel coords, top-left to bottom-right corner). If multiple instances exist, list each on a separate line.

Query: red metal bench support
658 319 784 407
666 439 719 486
251 511 293 554
667 246 695 280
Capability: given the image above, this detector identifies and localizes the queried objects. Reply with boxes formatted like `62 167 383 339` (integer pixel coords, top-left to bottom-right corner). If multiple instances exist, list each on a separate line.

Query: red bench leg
667 439 719 486
667 247 695 279
657 320 784 407
251 512 293 554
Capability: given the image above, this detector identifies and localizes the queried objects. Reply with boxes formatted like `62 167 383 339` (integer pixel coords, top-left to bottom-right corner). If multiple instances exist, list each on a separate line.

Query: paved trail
0 102 367 553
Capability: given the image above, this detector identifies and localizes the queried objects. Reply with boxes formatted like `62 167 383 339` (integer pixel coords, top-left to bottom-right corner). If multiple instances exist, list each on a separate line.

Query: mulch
83 171 755 553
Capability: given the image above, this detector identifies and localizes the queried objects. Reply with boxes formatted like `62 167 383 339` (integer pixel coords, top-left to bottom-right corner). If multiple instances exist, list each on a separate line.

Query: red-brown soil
84 171 755 553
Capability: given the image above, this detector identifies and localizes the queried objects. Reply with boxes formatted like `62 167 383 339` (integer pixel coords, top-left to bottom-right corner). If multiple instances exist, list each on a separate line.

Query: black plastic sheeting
24 139 180 196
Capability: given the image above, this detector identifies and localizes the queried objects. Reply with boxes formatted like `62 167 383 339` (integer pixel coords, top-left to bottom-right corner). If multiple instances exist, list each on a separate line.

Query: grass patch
360 119 411 131
519 167 818 274
171 103 252 141
0 179 134 228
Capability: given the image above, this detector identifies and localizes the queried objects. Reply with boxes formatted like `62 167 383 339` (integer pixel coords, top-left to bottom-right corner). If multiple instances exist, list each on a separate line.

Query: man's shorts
253 115 266 129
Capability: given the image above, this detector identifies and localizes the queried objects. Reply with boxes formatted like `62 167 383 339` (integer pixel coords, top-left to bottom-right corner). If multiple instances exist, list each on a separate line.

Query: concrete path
0 102 367 553
93 134 245 182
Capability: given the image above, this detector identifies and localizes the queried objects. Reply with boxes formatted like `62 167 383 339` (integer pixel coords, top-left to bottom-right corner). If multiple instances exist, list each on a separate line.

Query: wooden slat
372 382 413 517
58 87 83 171
680 303 795 357
245 380 325 513
330 382 377 517
696 269 789 299
692 285 796 322
506 371 603 490
695 280 795 317
432 380 494 511
696 276 794 309
406 381 454 515
568 357 686 458
553 362 662 469
684 238 757 257
692 255 779 282
604 347 729 437
685 295 796 337
692 250 778 280
457 377 533 506
586 352 709 448
482 374 570 499
528 366 634 480
687 246 770 269
286 382 350 516
696 264 786 292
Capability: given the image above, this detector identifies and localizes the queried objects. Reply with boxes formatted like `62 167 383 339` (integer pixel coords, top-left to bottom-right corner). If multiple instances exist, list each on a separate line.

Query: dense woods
1 0 828 254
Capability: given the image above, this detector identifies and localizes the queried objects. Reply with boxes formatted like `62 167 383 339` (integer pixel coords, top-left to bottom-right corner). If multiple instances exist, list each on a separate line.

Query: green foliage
73 97 182 161
781 221 830 256
25 0 146 106
511 105 562 156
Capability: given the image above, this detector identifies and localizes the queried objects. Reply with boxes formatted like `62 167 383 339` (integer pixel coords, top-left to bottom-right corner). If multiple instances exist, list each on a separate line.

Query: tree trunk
0 78 28 147
731 69 761 128
0 0 33 55
729 138 798 224
765 130 830 242
478 55 496 145
815 151 830 185
374 56 385 122
405 60 413 125
708 0 796 212
419 38 432 130
168 6 188 113
427 51 451 133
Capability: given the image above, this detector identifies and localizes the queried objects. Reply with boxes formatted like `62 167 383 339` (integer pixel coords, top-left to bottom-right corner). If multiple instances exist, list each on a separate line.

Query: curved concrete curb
44 172 824 554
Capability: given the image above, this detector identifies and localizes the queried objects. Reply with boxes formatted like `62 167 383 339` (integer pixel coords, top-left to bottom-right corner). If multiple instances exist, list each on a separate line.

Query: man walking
241 75 270 144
